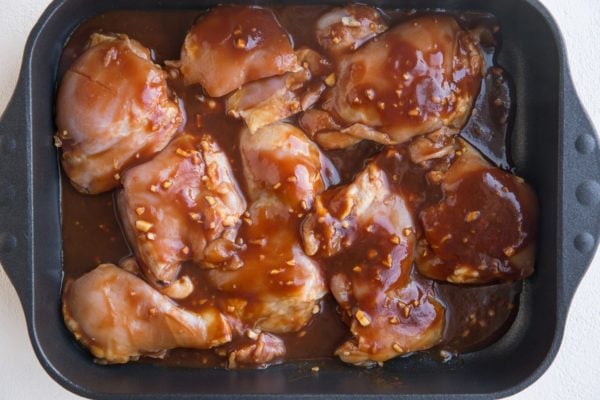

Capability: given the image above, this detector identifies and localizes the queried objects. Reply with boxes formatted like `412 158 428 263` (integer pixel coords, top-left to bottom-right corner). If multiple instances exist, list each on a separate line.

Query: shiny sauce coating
60 7 519 368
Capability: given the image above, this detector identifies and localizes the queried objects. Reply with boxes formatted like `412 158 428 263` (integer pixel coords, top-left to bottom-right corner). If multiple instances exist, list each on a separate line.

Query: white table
0 1 598 398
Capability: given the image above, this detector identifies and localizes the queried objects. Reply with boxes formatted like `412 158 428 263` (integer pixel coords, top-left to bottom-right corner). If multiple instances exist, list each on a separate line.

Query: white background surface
0 0 598 398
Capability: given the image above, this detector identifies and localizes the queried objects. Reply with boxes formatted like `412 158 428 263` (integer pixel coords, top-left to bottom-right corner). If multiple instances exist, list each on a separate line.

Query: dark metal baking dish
0 0 599 398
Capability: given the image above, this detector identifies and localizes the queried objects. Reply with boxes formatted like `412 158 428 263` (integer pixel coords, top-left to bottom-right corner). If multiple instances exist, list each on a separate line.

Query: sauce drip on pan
58 7 526 368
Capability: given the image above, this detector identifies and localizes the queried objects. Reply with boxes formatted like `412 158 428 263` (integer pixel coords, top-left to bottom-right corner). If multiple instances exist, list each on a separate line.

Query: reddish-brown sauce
59 7 520 368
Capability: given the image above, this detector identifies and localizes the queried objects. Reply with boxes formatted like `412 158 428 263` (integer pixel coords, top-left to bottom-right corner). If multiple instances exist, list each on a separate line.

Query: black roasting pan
0 0 599 398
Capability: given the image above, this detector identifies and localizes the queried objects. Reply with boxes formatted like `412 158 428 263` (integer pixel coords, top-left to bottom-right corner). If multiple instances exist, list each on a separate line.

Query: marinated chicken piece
226 332 286 369
206 194 327 334
326 15 483 146
62 263 231 364
56 33 182 194
226 48 331 133
416 139 538 284
181 6 299 97
302 159 445 365
316 5 387 55
118 134 246 286
240 123 339 211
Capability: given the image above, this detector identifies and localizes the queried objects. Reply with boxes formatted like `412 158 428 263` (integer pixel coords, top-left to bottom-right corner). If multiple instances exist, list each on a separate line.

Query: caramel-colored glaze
59 7 531 369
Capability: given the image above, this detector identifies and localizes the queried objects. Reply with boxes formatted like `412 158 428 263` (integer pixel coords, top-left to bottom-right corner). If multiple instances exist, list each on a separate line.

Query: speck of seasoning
382 253 393 268
311 366 320 373
367 249 378 259
176 148 190 157
465 211 481 222
246 329 259 340
488 309 496 317
402 305 412 318
408 108 420 117
390 234 401 244
286 259 296 266
395 89 403 98
243 217 253 225
341 220 350 229
389 316 399 324
332 36 341 44
207 99 217 109
355 309 371 327
300 200 309 210
312 304 320 314
503 246 515 257
113 173 120 181
287 176 297 183
270 269 282 275
227 305 236 313
462 329 470 338
366 224 375 233
248 238 266 246
205 196 217 206
162 180 173 189
298 330 307 337
146 232 157 241
402 227 412 237
392 343 404 353
377 101 386 110
234 37 246 49
182 246 190 255
195 114 202 128
135 207 145 216
259 254 266 261
364 88 375 100
324 73 336 87
135 220 153 232
209 221 216 229
150 185 159 192
353 266 362 273
189 212 202 222
273 182 282 190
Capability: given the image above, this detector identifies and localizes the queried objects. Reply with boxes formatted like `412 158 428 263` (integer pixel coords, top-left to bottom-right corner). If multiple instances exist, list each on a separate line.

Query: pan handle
0 79 32 313
561 73 600 306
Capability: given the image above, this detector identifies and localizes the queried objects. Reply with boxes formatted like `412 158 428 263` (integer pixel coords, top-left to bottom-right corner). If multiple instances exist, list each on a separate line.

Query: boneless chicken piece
416 139 538 284
206 195 328 334
56 33 182 194
226 48 331 133
316 5 387 55
62 264 231 364
118 134 246 286
181 5 299 97
302 160 445 365
240 123 339 211
326 15 483 145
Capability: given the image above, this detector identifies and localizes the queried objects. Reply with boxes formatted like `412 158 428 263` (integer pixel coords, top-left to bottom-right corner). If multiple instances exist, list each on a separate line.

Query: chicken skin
206 195 327 334
56 33 182 194
325 15 483 146
239 122 339 211
416 139 538 284
315 5 387 56
118 134 246 286
302 158 445 366
181 5 299 97
226 48 331 133
62 263 231 364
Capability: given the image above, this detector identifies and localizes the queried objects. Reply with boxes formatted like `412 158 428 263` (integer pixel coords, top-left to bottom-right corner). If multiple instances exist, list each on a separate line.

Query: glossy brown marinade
58 6 534 368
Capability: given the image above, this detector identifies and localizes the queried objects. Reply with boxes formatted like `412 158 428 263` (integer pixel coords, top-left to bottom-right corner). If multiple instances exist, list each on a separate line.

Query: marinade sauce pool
59 6 519 368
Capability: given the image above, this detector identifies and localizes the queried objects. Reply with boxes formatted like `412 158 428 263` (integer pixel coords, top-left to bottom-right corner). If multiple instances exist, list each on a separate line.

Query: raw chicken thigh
325 15 483 146
416 139 538 284
56 33 182 194
302 157 445 365
181 5 299 97
118 134 246 285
